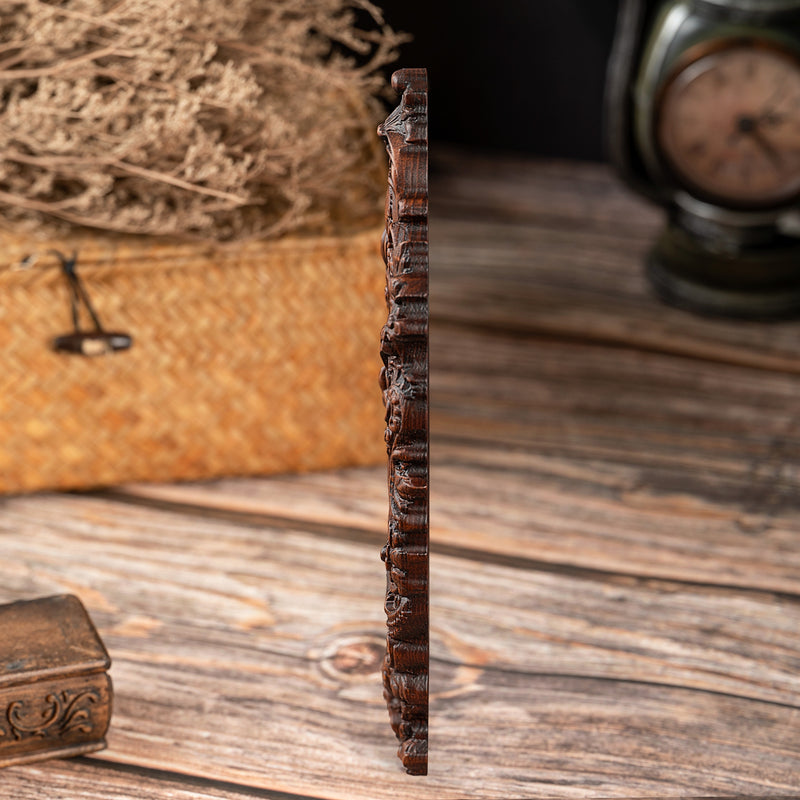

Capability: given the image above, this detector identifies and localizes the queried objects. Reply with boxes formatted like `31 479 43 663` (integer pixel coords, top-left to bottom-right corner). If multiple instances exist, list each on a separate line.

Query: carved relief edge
2 688 102 741
0 673 112 766
378 68 429 777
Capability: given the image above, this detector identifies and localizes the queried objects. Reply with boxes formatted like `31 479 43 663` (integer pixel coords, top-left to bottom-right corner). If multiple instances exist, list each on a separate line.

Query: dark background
378 0 621 161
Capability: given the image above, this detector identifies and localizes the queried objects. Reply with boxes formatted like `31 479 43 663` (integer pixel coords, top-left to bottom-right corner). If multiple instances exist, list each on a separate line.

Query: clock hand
758 110 786 127
751 127 783 170
731 115 783 169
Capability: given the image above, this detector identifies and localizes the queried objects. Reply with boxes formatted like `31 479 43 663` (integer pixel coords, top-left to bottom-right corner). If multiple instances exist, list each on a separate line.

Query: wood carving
0 595 112 768
378 68 429 776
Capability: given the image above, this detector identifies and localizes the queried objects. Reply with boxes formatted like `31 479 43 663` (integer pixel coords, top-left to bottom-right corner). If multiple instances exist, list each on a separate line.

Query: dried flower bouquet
0 0 403 241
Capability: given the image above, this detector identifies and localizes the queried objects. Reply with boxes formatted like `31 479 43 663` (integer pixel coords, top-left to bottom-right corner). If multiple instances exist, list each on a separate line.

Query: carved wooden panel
378 68 429 776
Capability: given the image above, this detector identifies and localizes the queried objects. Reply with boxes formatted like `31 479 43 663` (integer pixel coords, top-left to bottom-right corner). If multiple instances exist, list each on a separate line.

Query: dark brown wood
377 68 429 776
0 595 112 767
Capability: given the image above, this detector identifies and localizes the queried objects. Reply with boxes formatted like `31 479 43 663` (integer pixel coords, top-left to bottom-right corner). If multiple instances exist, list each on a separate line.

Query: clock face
656 41 800 209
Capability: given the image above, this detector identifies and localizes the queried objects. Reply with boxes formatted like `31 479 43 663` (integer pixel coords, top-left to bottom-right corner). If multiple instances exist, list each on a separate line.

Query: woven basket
0 227 386 494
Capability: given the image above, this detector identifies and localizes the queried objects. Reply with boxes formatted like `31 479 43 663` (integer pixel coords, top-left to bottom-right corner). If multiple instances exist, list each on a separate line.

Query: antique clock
607 0 800 316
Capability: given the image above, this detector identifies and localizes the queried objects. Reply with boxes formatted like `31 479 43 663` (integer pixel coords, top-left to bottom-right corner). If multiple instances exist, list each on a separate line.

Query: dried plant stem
0 47 129 79
0 187 157 234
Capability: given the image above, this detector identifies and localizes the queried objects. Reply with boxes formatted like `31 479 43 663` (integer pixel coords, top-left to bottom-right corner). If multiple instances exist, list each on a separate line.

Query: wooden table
2 151 799 798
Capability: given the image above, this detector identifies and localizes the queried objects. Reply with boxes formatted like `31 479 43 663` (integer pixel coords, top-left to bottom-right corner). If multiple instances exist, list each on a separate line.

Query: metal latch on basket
50 251 133 356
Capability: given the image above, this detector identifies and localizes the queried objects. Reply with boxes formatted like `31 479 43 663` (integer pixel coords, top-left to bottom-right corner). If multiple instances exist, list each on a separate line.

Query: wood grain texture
0 492 799 796
377 67 429 775
1 151 800 797
430 150 800 372
4 758 322 799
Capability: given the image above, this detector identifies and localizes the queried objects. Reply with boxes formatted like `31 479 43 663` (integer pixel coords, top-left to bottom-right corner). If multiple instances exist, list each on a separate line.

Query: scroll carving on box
378 68 429 776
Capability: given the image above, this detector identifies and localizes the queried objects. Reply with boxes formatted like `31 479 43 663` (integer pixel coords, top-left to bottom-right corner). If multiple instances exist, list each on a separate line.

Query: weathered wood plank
432 149 663 233
0 493 798 797
4 755 763 800
5 758 320 799
119 455 800 599
429 325 800 593
431 151 800 373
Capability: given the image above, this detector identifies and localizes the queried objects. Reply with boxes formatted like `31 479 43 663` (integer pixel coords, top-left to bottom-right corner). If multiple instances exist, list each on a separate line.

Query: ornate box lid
0 595 110 689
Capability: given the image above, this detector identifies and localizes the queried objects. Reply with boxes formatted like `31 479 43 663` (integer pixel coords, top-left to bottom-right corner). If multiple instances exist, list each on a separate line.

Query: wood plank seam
77 758 324 800
98 490 800 602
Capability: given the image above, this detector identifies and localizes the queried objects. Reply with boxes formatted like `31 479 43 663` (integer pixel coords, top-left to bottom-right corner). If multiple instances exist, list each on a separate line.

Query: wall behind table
379 0 620 160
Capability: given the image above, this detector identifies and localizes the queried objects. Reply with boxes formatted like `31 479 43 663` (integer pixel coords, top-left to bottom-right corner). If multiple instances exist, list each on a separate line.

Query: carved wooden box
0 595 112 767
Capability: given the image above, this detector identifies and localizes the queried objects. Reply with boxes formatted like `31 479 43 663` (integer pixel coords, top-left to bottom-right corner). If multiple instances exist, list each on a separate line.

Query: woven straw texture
0 228 385 494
